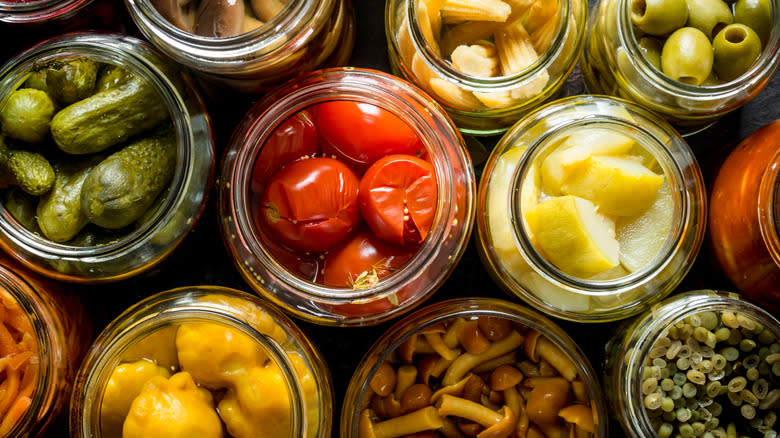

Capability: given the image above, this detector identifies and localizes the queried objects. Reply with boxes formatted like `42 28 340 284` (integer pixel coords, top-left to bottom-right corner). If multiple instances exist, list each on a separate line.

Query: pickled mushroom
195 0 246 38
153 0 197 33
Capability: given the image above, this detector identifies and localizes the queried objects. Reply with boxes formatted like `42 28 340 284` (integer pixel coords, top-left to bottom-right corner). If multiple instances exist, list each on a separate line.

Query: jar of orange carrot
0 255 91 437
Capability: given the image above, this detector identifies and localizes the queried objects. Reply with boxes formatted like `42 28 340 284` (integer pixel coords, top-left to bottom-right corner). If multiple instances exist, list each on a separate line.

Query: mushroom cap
476 406 517 438
558 404 595 433
490 364 524 391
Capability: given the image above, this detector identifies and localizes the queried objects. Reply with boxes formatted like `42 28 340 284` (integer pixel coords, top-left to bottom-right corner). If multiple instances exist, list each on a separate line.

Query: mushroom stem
395 365 418 400
536 337 577 381
440 416 468 438
425 332 460 360
373 406 444 438
443 318 467 348
437 394 503 427
443 331 525 385
503 386 522 421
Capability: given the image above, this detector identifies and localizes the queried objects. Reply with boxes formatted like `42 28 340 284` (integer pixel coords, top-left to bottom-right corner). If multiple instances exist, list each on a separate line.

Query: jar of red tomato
710 120 780 313
0 254 91 437
218 68 475 326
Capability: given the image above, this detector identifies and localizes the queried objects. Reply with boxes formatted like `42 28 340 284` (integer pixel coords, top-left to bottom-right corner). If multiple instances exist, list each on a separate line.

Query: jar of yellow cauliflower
476 95 706 322
384 0 588 135
70 286 332 438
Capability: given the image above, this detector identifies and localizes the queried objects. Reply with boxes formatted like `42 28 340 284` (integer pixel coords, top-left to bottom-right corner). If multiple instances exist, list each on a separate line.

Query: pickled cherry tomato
315 101 424 172
250 111 318 194
359 155 437 245
322 229 415 288
259 157 361 252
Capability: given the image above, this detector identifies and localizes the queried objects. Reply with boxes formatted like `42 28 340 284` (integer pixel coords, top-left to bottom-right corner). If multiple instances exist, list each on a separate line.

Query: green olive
630 0 689 36
734 0 772 45
713 24 763 81
685 0 734 39
638 37 663 69
661 27 714 85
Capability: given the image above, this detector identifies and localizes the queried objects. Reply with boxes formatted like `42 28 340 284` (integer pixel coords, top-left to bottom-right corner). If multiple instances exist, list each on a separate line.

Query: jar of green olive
583 0 780 132
0 33 214 282
342 298 609 437
605 290 780 438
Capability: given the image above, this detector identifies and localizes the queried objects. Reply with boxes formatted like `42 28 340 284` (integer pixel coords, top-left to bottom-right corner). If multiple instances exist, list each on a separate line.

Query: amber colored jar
0 254 90 437
710 120 780 313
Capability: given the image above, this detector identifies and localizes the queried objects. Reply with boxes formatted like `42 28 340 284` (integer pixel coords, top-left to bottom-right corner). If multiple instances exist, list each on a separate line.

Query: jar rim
617 0 780 99
220 67 475 324
126 0 334 67
758 144 780 267
0 0 86 20
0 32 201 280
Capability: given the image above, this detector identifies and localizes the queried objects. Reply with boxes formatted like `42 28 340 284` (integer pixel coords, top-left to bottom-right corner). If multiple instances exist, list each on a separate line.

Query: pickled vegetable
0 88 55 143
0 137 55 196
43 58 100 105
0 288 38 435
151 0 284 37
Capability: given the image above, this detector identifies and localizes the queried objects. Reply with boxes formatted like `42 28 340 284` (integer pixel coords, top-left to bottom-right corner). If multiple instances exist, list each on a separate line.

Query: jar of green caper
605 290 780 438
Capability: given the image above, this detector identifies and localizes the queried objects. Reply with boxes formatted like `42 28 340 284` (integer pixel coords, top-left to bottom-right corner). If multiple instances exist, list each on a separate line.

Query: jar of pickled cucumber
124 0 355 93
0 32 214 283
476 95 706 322
70 286 333 438
218 68 475 326
604 290 780 438
384 0 587 135
0 254 91 438
341 297 609 438
583 0 780 132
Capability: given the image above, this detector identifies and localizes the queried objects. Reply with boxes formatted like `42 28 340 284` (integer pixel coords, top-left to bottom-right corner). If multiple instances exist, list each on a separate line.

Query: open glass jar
604 290 780 438
0 32 214 283
124 0 355 93
384 0 587 135
0 254 90 438
583 0 780 132
476 95 706 322
70 286 333 438
341 297 608 438
219 68 475 326
710 120 780 313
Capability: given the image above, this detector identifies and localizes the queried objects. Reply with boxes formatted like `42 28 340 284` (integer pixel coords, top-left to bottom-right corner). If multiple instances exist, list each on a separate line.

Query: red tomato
260 157 361 252
322 229 416 288
250 110 318 194
359 155 437 246
315 101 425 172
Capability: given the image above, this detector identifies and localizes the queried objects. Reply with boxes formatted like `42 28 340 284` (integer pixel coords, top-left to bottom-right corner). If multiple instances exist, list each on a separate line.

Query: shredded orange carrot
0 292 37 433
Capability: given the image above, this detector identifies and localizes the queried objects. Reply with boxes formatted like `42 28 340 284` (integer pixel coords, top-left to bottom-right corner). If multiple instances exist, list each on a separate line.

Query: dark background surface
11 0 778 436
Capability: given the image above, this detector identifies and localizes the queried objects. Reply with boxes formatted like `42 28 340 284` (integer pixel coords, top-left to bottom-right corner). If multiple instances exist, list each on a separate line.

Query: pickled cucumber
0 88 56 143
81 131 177 229
50 75 170 155
37 157 102 243
0 136 55 196
4 188 40 233
22 70 48 92
44 57 100 105
95 64 134 92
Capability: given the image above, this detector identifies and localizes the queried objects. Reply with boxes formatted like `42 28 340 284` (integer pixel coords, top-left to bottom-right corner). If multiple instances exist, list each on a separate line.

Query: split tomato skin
260 157 361 252
315 101 424 172
322 229 416 288
250 111 319 194
359 154 437 246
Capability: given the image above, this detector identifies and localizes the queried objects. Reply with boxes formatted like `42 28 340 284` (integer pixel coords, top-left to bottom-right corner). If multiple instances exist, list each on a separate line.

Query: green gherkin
0 136 55 196
81 130 177 229
95 64 135 92
4 188 40 233
44 57 100 105
0 88 56 143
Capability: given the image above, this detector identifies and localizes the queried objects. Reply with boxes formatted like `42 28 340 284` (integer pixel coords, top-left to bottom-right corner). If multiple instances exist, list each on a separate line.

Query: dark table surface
21 0 780 436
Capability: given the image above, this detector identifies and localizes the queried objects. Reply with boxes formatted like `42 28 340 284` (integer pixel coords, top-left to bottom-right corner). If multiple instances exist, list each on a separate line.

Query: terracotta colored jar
710 120 780 313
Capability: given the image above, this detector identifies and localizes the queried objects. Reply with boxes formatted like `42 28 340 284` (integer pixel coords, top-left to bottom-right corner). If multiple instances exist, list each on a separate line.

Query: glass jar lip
0 0 80 16
617 0 780 99
126 0 332 64
342 297 609 437
758 144 780 267
0 264 53 437
71 286 309 438
0 32 193 261
223 67 474 304
405 0 573 91
619 290 780 435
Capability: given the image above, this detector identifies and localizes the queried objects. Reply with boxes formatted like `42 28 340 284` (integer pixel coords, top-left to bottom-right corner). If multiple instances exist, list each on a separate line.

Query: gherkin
0 88 56 143
0 136 55 196
44 57 100 105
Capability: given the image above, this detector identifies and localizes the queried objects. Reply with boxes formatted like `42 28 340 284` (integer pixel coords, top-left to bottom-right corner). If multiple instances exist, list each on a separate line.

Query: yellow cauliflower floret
122 371 223 438
101 360 171 437
121 325 180 372
218 363 292 438
176 322 268 389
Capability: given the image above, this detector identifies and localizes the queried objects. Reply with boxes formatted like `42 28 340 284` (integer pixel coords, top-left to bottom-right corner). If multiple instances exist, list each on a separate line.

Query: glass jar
219 68 475 326
0 32 214 283
70 286 333 438
384 0 587 135
604 290 780 438
710 120 780 313
583 0 780 132
476 95 706 322
124 0 355 93
341 297 609 437
0 254 90 437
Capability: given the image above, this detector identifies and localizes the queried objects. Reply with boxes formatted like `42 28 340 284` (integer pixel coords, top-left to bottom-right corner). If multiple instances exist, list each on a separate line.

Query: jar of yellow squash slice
476 95 706 322
70 286 333 438
384 0 587 135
